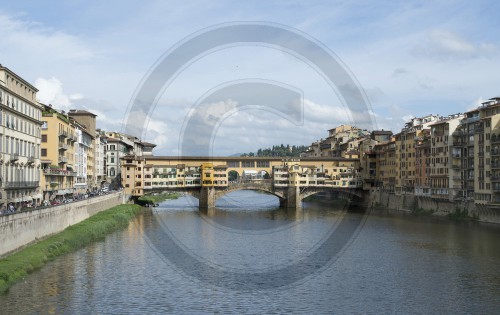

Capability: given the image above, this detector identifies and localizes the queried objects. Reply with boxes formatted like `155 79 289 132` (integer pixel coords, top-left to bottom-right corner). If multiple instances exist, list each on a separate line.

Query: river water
1 191 500 314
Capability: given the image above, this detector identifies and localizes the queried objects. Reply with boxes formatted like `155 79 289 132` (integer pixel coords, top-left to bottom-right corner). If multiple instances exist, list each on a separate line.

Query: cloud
402 114 415 123
35 77 83 110
0 14 93 61
413 29 496 61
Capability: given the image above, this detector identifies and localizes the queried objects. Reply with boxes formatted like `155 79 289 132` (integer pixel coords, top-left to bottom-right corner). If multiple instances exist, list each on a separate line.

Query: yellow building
40 104 77 201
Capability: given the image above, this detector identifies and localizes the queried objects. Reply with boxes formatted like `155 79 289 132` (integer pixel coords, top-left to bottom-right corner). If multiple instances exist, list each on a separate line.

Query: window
41 148 47 157
41 135 47 142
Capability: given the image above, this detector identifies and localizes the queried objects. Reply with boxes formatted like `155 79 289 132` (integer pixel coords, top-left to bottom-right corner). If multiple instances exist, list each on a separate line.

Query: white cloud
35 77 83 110
413 29 496 61
402 114 415 123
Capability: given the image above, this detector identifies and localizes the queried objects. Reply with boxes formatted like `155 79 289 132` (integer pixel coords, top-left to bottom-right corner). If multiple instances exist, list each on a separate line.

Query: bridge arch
216 186 285 201
228 170 240 182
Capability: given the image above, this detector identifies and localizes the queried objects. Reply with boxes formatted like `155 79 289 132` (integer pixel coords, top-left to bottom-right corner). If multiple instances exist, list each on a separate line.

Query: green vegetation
136 192 180 206
0 204 142 293
240 144 308 157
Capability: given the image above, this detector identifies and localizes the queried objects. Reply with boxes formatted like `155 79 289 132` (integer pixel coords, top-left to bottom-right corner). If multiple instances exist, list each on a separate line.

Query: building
415 129 431 196
374 140 397 192
68 109 97 190
475 98 500 204
95 129 107 187
428 114 464 201
395 115 440 195
40 104 77 201
105 131 156 188
0 64 43 209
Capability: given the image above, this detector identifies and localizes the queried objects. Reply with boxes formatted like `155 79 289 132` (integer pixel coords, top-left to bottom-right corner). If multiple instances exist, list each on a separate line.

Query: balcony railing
491 137 500 144
58 130 68 138
5 181 39 189
27 156 35 164
59 143 68 151
43 168 76 176
58 156 68 164
10 153 19 161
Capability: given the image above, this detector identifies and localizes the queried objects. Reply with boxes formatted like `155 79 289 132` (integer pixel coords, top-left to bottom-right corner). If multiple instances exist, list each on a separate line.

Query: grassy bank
137 192 180 206
0 204 142 293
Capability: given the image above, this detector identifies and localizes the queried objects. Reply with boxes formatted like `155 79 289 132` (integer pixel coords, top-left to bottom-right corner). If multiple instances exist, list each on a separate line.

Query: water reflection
1 191 500 314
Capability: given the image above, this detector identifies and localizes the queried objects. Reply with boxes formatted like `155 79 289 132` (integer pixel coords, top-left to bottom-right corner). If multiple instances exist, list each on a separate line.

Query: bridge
121 156 366 209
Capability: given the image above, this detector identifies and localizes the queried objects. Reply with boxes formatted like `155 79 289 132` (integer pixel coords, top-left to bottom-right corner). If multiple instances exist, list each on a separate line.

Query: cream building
0 64 43 208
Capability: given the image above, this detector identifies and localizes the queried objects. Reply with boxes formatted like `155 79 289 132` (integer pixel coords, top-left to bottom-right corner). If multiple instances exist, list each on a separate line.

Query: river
1 191 500 314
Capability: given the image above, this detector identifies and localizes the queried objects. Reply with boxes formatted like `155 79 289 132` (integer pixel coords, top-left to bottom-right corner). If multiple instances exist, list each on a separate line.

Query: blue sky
1 1 499 155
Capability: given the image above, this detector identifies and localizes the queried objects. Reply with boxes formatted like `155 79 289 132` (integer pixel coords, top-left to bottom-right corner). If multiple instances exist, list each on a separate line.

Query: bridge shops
120 156 362 204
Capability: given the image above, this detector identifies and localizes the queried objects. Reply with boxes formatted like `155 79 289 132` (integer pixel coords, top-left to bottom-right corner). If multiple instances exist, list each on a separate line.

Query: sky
1 1 499 155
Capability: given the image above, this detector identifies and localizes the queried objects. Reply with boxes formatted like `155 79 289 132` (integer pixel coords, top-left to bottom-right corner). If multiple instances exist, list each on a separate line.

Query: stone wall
0 192 123 257
369 189 500 224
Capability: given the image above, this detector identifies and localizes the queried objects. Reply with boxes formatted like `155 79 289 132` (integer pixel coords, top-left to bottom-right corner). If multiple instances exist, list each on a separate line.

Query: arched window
110 167 115 177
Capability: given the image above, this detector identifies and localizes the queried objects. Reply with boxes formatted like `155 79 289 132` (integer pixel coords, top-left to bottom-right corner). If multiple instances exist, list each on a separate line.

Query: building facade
0 65 43 209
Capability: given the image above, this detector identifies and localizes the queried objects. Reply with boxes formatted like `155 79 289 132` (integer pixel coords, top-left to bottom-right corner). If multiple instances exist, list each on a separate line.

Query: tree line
240 144 308 157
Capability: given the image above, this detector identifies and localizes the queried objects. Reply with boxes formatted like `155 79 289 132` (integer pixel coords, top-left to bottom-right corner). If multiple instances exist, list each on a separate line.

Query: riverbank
136 192 181 206
0 204 142 293
369 189 500 224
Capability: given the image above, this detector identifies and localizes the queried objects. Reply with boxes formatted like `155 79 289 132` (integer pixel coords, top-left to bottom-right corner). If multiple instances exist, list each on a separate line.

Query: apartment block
0 64 43 208
40 104 78 200
428 114 464 201
395 115 440 195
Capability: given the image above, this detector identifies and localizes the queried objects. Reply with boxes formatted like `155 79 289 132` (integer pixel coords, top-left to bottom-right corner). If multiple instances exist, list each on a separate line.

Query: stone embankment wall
0 192 124 257
369 189 500 224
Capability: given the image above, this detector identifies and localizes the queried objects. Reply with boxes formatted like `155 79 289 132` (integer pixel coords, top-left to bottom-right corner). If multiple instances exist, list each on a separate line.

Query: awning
56 191 65 196
13 198 21 203
22 196 33 202
32 194 43 200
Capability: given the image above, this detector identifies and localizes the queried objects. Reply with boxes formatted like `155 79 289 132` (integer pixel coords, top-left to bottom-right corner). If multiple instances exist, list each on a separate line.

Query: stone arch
216 186 285 201
228 170 240 182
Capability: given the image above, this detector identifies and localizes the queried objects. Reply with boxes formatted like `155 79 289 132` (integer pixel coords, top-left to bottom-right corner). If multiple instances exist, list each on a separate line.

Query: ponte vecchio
121 156 364 209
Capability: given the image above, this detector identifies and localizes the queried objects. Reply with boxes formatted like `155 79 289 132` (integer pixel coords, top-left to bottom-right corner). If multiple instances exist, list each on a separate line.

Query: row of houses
358 98 500 204
0 64 154 209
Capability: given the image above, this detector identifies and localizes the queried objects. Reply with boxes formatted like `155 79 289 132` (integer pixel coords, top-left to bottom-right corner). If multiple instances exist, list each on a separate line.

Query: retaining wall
0 192 124 257
369 189 500 224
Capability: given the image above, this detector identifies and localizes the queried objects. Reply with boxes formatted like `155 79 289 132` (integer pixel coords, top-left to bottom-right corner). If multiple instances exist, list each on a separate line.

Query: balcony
59 143 68 151
27 156 35 164
10 153 19 162
493 185 500 192
43 168 77 176
467 116 480 123
451 164 461 170
491 137 500 144
58 130 68 138
491 175 500 182
491 149 500 156
5 181 39 189
479 151 485 157
58 156 68 164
